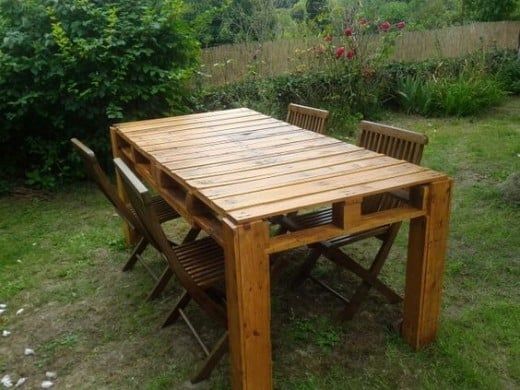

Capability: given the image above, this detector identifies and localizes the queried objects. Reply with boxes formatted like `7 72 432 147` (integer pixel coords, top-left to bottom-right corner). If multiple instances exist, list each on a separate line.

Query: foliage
183 0 233 47
463 0 518 21
0 0 198 189
397 73 506 116
492 51 520 94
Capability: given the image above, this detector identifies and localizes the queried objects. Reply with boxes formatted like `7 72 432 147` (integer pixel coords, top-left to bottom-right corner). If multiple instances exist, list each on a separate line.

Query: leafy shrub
464 0 518 21
0 0 198 189
496 57 520 95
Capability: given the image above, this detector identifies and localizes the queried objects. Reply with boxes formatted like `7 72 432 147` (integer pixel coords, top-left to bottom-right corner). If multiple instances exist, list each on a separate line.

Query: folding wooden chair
114 157 228 383
71 138 200 300
281 121 428 320
286 103 329 134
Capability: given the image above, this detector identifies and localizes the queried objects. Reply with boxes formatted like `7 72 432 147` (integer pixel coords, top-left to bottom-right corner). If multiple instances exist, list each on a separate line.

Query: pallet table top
111 107 446 226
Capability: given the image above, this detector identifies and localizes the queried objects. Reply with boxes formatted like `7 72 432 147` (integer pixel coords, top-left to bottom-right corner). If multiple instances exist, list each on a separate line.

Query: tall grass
397 73 506 117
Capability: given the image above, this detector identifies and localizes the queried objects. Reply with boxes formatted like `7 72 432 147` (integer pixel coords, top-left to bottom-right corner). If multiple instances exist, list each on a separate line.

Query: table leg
223 219 272 390
110 126 139 246
402 179 453 349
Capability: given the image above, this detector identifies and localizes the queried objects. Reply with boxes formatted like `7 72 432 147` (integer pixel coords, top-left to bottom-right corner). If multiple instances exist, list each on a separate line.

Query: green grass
1 98 519 389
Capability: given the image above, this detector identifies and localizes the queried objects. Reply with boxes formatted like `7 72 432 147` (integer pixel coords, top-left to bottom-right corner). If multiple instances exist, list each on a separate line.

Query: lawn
1 98 519 389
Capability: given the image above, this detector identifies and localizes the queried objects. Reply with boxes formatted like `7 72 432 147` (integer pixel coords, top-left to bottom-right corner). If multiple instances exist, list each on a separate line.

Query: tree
463 0 518 21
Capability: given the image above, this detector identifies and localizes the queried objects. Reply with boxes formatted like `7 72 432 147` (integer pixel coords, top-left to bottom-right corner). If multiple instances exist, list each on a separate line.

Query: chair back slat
286 103 329 134
357 121 428 164
70 138 138 228
357 121 429 213
113 158 225 320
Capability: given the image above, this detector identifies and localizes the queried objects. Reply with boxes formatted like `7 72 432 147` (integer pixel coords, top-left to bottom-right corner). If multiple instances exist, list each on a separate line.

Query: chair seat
174 237 225 288
128 195 179 224
151 195 180 223
286 208 390 247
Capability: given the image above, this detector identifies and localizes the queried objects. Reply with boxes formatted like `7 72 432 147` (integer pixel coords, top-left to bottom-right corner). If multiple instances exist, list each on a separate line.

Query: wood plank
116 108 253 130
228 170 445 222
154 131 326 164
160 138 342 170
172 143 361 179
187 150 374 188
143 127 305 153
126 114 274 141
217 163 424 211
201 155 400 199
402 178 453 349
223 219 272 390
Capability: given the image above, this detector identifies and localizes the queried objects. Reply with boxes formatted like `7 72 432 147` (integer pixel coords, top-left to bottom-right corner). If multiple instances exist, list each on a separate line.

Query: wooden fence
200 21 520 86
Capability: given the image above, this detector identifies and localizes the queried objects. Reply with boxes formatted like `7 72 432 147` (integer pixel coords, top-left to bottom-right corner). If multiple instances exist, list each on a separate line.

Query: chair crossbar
309 275 350 304
179 308 211 357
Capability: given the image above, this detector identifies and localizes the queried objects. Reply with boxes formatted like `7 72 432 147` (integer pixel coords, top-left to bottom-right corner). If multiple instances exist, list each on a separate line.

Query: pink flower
343 27 353 37
346 50 355 59
396 21 406 29
379 21 391 32
335 46 345 59
324 34 333 42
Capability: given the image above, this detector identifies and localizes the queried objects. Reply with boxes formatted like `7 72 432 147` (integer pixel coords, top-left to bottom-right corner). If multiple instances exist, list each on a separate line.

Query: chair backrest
286 103 329 134
70 138 138 228
356 121 429 213
357 121 428 164
113 158 225 321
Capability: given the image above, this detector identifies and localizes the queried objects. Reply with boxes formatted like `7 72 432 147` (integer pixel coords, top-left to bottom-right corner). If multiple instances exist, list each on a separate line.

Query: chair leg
182 227 201 244
341 224 401 320
191 332 228 384
147 266 173 301
122 236 147 272
291 247 322 289
162 290 191 328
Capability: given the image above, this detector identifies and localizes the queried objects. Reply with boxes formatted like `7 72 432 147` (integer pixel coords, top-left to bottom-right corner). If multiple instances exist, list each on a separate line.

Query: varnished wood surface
111 108 452 390
112 108 445 225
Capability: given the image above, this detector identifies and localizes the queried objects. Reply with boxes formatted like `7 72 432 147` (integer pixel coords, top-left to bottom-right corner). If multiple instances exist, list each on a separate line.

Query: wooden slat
127 115 274 142
116 108 253 130
187 150 374 188
228 170 444 222
200 155 400 199
159 138 342 170
172 143 361 179
217 163 425 211
154 132 326 164
143 127 305 153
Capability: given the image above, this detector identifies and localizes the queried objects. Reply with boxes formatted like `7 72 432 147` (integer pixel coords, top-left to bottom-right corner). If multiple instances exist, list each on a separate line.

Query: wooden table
110 108 452 389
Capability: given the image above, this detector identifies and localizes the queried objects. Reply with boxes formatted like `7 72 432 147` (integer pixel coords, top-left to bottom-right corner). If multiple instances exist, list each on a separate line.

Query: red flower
396 21 406 29
346 50 355 59
343 27 353 37
324 34 333 42
379 21 391 32
335 46 345 59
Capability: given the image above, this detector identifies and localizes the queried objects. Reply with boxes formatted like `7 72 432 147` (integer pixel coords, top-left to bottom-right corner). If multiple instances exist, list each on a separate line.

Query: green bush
0 0 198 189
397 73 506 117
